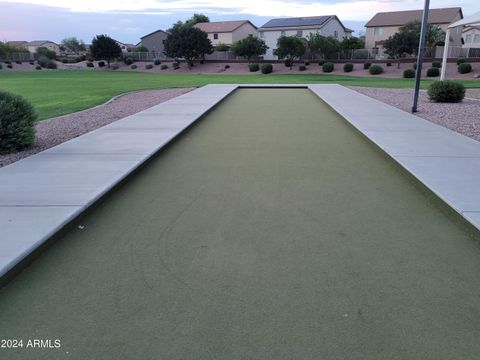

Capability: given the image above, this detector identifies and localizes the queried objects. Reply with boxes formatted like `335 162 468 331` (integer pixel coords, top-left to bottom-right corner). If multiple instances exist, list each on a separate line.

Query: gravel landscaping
0 88 193 168
351 87 480 142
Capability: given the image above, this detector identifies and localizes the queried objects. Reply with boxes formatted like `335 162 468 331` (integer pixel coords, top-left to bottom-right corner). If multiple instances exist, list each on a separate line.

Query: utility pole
412 0 430 113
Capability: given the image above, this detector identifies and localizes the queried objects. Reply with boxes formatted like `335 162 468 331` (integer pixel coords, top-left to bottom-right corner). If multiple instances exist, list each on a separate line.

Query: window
259 31 265 38
373 27 383 36
465 34 473 43
296 30 303 37
474 34 480 43
213 33 218 40
334 30 338 39
281 31 286 36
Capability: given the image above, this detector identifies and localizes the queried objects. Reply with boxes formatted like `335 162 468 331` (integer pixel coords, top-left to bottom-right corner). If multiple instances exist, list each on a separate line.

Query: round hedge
403 68 415 78
369 65 384 75
428 81 465 103
343 63 353 72
0 91 37 154
131 64 138 69
124 57 134 65
145 64 154 70
160 64 168 70
154 59 161 66
426 67 440 77
458 63 472 74
456 58 466 65
298 64 306 71
248 63 259 72
322 62 334 73
284 59 293 68
261 63 273 74
431 61 441 68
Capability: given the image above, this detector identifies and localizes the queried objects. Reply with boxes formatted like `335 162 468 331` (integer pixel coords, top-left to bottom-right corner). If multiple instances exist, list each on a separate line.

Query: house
365 7 463 55
462 26 480 48
114 40 135 53
194 20 258 46
258 16 353 60
6 41 28 49
138 29 169 53
26 40 60 54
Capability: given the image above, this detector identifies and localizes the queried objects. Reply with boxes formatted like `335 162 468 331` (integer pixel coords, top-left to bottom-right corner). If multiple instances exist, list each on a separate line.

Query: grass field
1 70 480 120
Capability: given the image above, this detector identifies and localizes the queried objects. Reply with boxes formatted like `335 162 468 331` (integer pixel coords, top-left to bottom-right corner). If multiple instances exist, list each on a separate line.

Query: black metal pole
412 0 430 113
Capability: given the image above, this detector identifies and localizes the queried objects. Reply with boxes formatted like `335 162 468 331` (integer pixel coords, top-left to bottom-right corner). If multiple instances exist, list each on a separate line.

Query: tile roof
366 7 462 27
194 20 256 33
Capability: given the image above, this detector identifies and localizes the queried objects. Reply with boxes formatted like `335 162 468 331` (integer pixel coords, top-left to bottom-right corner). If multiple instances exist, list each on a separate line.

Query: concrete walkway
1 84 480 282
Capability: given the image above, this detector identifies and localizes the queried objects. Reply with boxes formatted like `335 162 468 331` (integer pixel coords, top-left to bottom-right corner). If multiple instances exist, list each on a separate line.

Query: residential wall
141 31 168 53
231 23 258 43
208 32 233 46
27 42 60 54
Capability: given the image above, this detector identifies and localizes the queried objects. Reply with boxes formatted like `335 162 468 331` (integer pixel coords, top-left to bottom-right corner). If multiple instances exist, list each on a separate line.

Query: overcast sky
1 0 478 44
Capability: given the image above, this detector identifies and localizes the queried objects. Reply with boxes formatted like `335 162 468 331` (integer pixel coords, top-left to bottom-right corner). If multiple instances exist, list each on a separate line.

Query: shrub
457 58 466 65
86 61 94 68
5 61 11 64
16 61 22 64
61 59 68 63
403 68 415 78
304 61 310 66
428 80 465 103
299 64 306 71
35 65 42 70
369 65 384 75
131 64 137 69
426 67 440 77
172 61 180 70
322 62 334 73
160 64 168 70
248 63 259 72
124 56 134 65
145 64 153 69
343 63 354 72
7 64 12 69
154 59 161 65
284 59 293 68
0 91 37 154
261 63 273 74
0 64 2 70
318 60 325 66
431 61 441 68
46 61 57 69
363 61 371 69
225 64 230 69
215 43 230 51
386 62 392 67
458 63 472 74
98 61 106 67
110 63 119 70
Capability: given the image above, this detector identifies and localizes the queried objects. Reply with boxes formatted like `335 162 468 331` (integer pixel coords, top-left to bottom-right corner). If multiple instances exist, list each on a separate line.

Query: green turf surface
1 89 480 359
1 70 479 120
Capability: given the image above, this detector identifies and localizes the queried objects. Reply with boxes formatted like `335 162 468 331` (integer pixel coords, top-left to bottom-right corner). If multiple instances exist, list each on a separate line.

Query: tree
134 45 149 52
164 26 213 67
306 33 339 60
169 13 209 31
340 36 364 50
90 35 122 67
231 36 268 62
36 46 56 59
273 36 306 69
60 37 86 55
383 21 445 67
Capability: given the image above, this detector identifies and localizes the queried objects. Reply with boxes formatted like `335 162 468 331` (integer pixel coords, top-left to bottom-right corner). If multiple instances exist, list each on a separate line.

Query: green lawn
1 70 479 120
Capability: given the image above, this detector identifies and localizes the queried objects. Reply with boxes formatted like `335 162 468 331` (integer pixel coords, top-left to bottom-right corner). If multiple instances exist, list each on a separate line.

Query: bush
215 43 230 51
7 64 13 69
261 63 273 74
86 61 94 68
131 64 137 69
458 63 472 74
248 63 259 72
431 61 441 68
172 61 179 68
98 61 105 67
145 64 153 69
0 64 2 70
322 62 334 73
154 59 161 66
110 63 119 70
284 59 293 67
298 64 306 71
457 58 466 65
403 68 415 78
5 61 11 64
160 64 168 70
124 57 134 65
363 61 371 69
426 67 440 77
369 65 384 75
16 61 22 64
46 61 57 69
343 63 354 72
428 80 465 103
225 64 230 69
386 62 392 67
304 61 310 66
35 65 42 70
0 91 37 154
318 60 325 66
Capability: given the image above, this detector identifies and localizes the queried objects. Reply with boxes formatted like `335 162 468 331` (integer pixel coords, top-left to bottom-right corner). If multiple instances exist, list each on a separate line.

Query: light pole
412 0 430 113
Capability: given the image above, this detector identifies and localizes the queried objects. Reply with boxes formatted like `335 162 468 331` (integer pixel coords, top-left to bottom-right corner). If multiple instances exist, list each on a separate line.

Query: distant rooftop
366 7 463 27
194 20 256 33
260 16 333 29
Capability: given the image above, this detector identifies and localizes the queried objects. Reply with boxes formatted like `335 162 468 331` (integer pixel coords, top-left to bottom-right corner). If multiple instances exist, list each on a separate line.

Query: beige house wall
27 42 60 54
208 32 233 46
232 23 258 43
